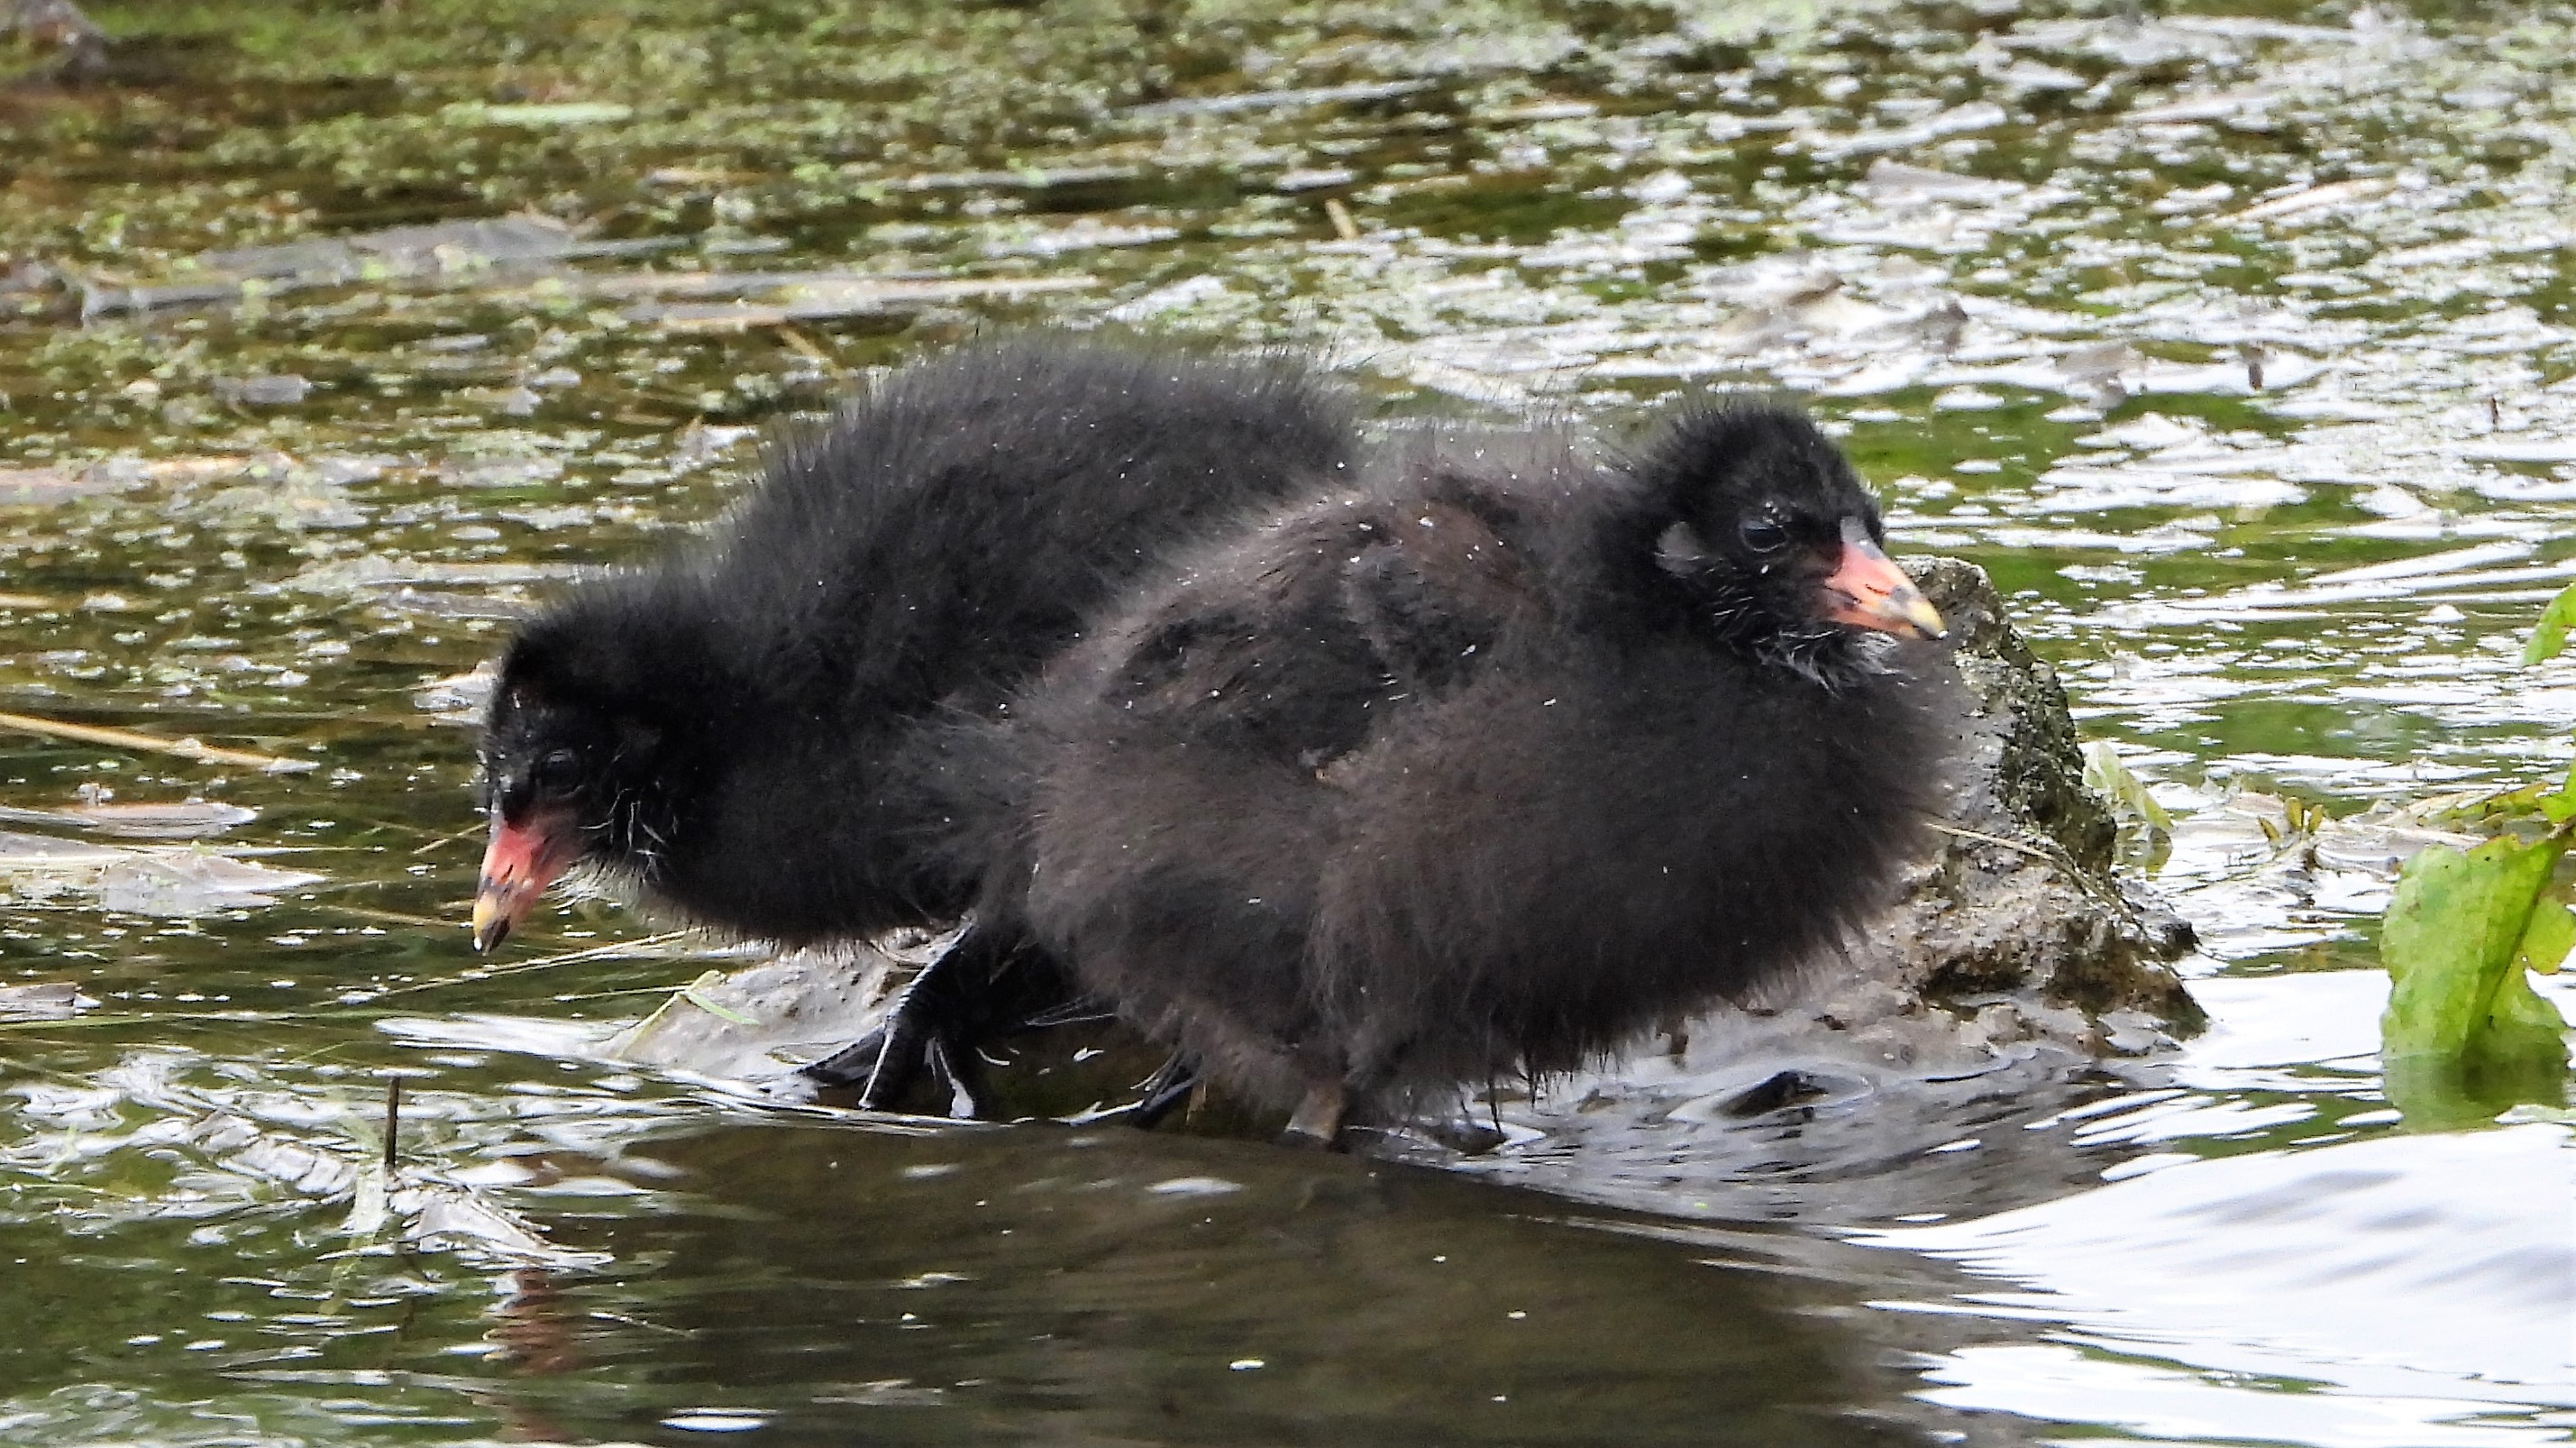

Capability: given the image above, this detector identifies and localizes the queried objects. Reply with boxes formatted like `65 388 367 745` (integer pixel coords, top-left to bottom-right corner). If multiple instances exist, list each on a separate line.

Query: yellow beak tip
469 894 512 953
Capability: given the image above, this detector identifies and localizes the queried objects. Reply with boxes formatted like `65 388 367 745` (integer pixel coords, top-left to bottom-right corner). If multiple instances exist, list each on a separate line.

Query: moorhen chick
470 336 1354 1105
958 401 1954 1145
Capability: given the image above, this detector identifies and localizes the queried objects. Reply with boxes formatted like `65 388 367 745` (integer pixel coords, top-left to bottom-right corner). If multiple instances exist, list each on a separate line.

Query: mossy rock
1854 556 2201 1033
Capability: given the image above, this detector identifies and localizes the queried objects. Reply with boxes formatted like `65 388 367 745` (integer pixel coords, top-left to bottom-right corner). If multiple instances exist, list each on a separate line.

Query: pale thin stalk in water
1927 820 2060 864
0 708 317 773
373 930 699 996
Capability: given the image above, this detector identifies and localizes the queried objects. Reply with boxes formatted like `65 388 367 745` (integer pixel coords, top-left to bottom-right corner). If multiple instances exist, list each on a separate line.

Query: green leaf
2543 779 2576 825
2380 836 2560 1061
2488 962 2568 1040
2524 580 2576 664
2380 835 2571 1123
679 969 760 1027
2081 740 2171 833
2552 749 2576 823
2519 898 2575 975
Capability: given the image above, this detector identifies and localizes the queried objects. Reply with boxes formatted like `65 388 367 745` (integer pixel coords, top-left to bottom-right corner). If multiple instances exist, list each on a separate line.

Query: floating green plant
2380 581 2576 1125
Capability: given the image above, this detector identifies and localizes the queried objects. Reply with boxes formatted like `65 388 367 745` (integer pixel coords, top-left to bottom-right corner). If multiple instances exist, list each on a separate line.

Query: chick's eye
1738 518 1788 554
531 748 582 793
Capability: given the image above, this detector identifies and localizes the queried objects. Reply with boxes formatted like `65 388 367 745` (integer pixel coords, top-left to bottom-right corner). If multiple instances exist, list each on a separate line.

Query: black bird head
1625 400 1944 685
470 580 708 952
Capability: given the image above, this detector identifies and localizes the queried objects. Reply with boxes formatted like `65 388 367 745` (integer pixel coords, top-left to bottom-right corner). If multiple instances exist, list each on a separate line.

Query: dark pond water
0 0 2571 1442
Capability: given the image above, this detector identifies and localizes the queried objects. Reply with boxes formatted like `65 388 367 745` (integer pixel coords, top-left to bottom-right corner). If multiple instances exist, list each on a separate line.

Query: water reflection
1865 1124 2576 1445
507 1125 1947 1446
0 1095 1988 1445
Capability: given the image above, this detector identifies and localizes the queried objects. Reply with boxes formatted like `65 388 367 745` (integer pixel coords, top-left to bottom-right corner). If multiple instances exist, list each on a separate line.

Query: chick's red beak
1822 522 1946 640
471 805 581 953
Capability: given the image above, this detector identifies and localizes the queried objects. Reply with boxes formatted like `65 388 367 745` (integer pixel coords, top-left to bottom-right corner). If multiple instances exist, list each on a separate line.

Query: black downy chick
471 338 1355 1101
967 402 1954 1145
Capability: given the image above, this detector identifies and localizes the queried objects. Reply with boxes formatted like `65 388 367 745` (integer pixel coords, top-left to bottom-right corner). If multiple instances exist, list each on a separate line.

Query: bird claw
799 1025 892 1091
918 1032 989 1120
854 977 944 1112
792 934 970 1109
1127 1053 1201 1129
798 1005 991 1117
798 923 1072 1117
802 967 982 1113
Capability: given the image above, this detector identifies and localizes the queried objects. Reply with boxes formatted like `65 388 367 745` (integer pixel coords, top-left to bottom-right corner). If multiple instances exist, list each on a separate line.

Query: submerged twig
312 901 475 931
773 325 841 371
411 821 485 857
0 709 317 773
0 1006 357 1032
382 1077 402 1174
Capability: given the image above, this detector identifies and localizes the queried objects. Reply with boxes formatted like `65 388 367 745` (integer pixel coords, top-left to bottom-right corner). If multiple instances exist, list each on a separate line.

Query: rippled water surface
1 0 2571 1442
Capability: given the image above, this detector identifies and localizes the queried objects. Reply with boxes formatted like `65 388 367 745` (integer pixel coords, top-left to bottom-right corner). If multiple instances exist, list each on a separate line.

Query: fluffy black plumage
471 337 1355 958
960 402 1956 1140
